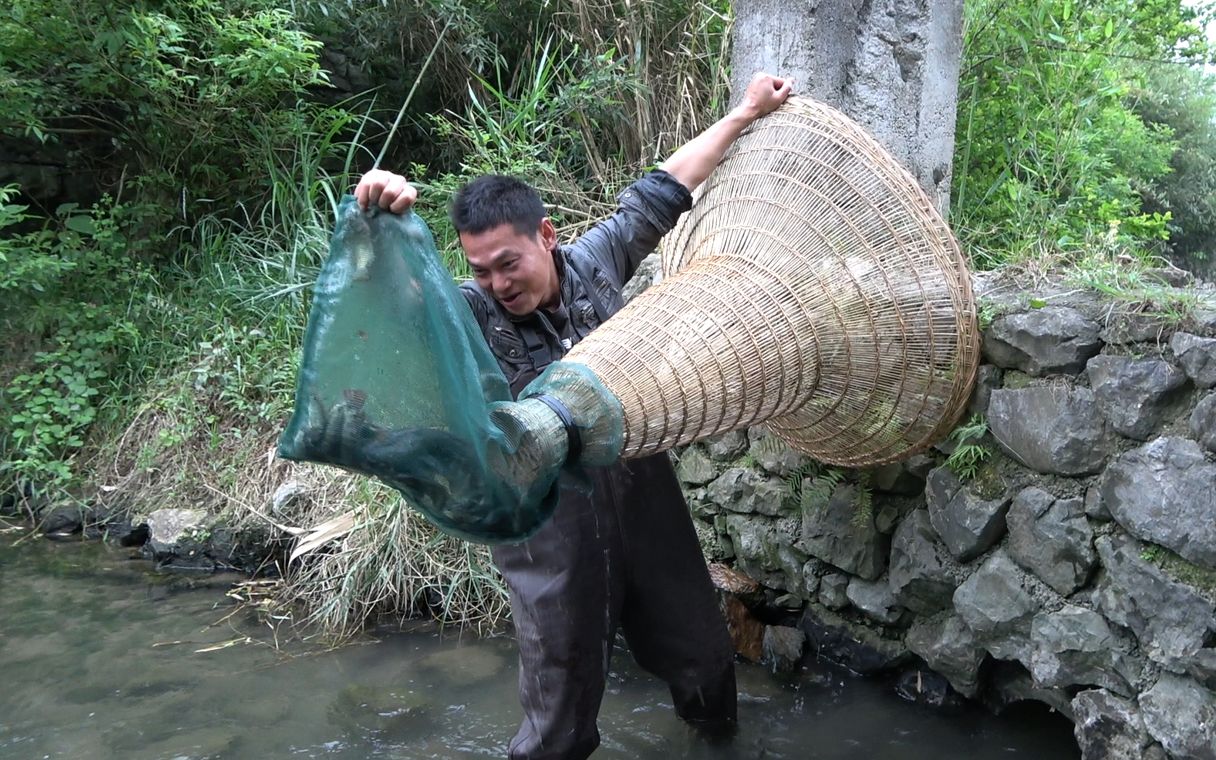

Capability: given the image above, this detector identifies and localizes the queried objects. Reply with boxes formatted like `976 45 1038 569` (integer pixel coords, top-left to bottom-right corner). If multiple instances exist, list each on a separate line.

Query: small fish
292 390 555 542
340 208 377 281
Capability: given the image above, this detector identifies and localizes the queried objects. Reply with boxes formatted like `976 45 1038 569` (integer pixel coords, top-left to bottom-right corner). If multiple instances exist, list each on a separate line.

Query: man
356 72 792 760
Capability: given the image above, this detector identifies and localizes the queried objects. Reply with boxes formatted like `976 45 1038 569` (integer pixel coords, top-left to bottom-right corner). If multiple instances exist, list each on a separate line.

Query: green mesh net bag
278 196 583 543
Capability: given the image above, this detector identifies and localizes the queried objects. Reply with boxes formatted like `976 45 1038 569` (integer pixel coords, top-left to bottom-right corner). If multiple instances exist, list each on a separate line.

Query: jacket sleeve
564 169 693 287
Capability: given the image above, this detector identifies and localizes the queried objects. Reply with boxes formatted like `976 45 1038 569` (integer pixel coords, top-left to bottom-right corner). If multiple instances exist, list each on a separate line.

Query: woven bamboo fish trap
562 96 981 466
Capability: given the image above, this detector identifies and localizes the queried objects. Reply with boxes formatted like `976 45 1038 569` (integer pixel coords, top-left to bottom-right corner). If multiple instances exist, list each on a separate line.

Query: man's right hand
355 169 418 214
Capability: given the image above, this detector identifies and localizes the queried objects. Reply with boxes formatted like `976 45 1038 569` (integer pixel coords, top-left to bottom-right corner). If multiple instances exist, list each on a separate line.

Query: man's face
461 219 560 316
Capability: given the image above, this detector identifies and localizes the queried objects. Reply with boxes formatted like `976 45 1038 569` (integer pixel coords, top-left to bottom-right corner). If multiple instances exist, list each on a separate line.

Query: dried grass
83 379 510 642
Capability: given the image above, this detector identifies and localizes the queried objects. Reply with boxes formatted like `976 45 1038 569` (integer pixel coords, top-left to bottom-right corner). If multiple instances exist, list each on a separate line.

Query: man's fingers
354 169 415 212
381 176 406 209
358 174 387 210
364 184 380 209
389 184 418 214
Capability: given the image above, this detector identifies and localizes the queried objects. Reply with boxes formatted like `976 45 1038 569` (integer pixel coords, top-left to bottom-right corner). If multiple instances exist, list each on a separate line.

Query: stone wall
683 271 1216 760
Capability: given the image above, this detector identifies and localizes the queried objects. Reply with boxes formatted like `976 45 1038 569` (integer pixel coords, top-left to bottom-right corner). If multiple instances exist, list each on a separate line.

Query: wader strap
521 321 554 372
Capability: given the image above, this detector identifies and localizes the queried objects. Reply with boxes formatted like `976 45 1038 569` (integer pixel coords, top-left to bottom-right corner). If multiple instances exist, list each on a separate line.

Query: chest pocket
488 326 531 387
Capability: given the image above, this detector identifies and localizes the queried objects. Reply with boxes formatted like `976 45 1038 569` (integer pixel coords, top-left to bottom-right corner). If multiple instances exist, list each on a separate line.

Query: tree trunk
730 0 965 213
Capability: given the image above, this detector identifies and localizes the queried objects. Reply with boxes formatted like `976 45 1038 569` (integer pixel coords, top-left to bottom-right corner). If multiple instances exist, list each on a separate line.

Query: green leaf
1104 18 1114 38
65 215 95 235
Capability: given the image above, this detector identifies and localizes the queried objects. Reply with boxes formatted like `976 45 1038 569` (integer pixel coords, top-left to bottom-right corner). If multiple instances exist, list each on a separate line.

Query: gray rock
798 605 910 675
846 576 904 625
926 466 1010 561
1101 437 1216 570
1101 313 1173 344
1192 393 1216 454
1084 485 1112 522
271 479 309 514
800 559 822 600
705 468 792 516
952 550 1041 664
772 593 803 610
869 459 931 496
1139 674 1216 760
720 514 805 592
818 572 850 610
1191 649 1216 692
704 430 748 461
1193 308 1216 334
894 668 961 708
1072 689 1153 760
889 509 961 615
797 484 889 580
1172 332 1216 388
906 614 986 697
622 253 662 303
984 306 1102 375
675 446 717 486
874 500 916 533
762 625 806 673
38 503 83 536
968 364 1003 416
329 683 430 737
1087 355 1189 440
1006 487 1096 595
988 387 1116 475
1030 605 1138 696
1145 267 1195 288
147 508 208 555
1096 535 1216 671
747 428 810 478
692 518 729 561
418 645 508 687
985 659 1075 718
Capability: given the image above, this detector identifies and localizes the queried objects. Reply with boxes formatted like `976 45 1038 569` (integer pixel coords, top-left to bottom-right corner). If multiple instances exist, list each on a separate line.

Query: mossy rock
1001 370 1035 390
328 684 431 738
968 456 1010 501
1140 544 1216 599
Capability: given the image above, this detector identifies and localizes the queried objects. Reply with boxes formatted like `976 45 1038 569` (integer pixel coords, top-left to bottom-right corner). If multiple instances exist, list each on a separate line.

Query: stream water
0 534 1080 759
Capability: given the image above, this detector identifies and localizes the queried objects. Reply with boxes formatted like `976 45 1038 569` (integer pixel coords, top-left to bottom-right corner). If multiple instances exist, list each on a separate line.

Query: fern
784 460 822 500
803 467 846 508
945 414 992 480
751 431 790 463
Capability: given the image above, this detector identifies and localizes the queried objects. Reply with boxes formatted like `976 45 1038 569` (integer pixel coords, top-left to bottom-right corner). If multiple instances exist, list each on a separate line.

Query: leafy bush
1 0 333 218
951 0 1209 266
1133 64 1216 272
0 187 153 495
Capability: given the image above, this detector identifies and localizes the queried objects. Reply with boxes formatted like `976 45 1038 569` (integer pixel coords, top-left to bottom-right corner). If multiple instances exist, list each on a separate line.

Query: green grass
1139 544 1216 596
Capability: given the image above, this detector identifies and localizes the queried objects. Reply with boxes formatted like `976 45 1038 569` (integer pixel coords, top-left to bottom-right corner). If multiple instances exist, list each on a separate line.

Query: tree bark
730 0 965 213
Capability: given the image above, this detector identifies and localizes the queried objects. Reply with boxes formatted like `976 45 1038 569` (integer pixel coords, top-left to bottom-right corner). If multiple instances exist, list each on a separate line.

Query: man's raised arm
660 72 792 193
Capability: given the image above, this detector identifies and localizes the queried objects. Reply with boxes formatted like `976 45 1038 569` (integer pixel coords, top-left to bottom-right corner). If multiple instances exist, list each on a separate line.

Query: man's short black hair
450 175 546 236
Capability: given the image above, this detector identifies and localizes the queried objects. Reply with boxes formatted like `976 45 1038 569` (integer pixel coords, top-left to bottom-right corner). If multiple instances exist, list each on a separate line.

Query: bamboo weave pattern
564 96 981 466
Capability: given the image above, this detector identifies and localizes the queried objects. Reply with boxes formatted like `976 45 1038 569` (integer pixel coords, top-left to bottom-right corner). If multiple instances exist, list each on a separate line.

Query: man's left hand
739 73 793 121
